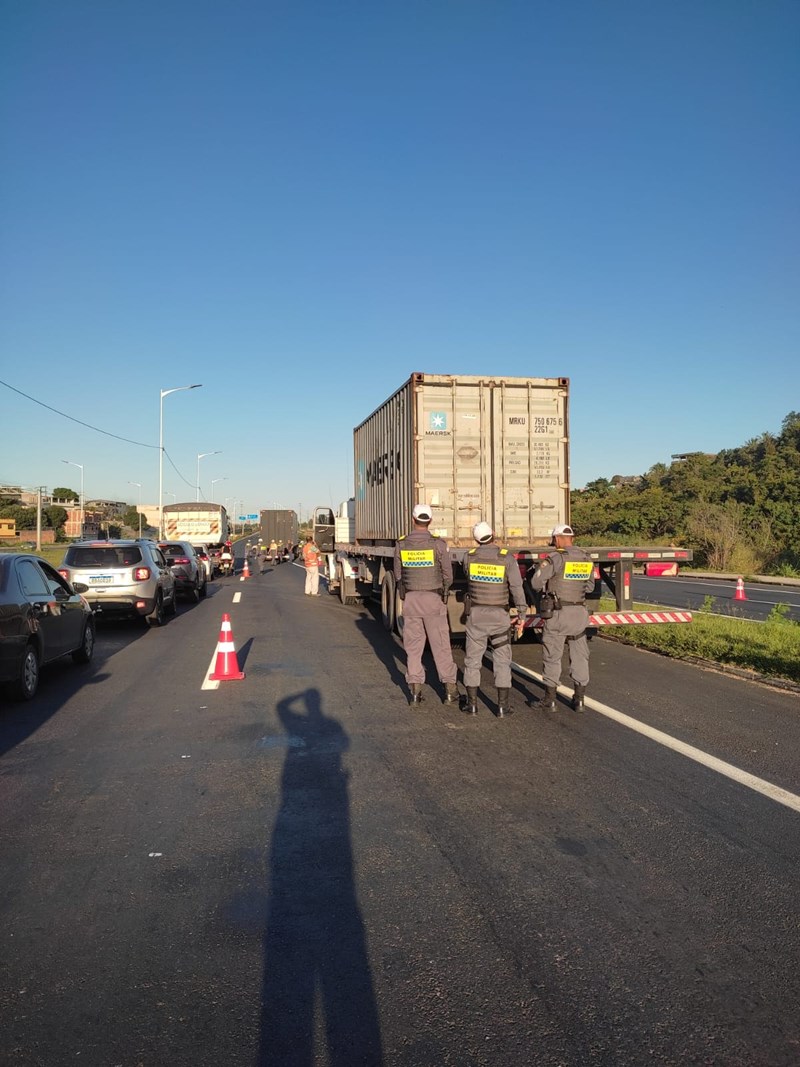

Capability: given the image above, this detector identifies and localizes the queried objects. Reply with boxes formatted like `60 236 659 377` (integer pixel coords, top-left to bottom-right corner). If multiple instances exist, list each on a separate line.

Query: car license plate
90 575 114 584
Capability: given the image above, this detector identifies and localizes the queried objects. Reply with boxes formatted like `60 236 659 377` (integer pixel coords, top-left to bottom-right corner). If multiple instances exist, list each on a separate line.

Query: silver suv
59 539 177 626
157 541 207 602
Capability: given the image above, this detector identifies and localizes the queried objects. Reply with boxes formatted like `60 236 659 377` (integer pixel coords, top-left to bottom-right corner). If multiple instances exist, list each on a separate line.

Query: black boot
408 683 424 706
460 686 479 715
529 686 557 710
572 684 586 712
496 688 513 717
443 682 460 705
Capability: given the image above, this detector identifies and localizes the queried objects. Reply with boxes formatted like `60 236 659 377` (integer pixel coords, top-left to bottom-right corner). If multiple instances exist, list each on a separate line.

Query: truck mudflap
521 610 693 629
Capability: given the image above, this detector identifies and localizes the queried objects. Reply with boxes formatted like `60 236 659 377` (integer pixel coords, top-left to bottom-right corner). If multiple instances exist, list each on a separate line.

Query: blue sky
2 0 798 521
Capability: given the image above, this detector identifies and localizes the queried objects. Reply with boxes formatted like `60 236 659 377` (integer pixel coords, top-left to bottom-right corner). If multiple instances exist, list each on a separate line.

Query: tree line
571 411 800 576
0 487 142 541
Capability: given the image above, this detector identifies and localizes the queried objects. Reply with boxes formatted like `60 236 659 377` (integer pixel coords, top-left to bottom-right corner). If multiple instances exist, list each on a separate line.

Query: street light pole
196 451 222 502
211 477 227 500
62 459 84 537
128 481 142 538
159 384 201 539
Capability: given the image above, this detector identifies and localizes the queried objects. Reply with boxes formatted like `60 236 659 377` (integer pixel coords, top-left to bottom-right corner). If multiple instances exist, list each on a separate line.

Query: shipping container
354 373 570 547
259 509 298 546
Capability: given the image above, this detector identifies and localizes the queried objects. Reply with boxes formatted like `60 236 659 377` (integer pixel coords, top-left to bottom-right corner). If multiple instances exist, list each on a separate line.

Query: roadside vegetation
572 411 800 578
596 598 800 685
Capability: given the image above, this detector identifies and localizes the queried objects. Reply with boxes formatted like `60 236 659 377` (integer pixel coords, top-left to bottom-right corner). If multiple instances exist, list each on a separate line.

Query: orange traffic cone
241 556 251 580
734 576 747 601
209 613 245 681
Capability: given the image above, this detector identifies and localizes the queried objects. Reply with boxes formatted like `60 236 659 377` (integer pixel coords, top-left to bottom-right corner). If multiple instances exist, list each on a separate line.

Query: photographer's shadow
259 688 383 1066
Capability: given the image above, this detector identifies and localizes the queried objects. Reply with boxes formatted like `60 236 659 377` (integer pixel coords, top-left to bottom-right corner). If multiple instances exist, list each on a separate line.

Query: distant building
63 506 103 540
0 486 53 506
85 499 128 516
670 452 715 461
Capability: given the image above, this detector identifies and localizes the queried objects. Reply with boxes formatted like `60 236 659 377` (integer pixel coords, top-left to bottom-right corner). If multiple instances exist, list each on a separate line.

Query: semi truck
162 502 229 546
259 509 299 547
314 373 693 635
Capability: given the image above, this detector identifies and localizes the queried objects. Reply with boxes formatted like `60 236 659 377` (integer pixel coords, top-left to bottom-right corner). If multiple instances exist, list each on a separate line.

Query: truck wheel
394 590 405 638
381 573 396 632
338 565 347 604
338 565 358 606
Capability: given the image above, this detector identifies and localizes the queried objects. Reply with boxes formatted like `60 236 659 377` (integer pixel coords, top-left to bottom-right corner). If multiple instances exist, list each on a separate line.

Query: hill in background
571 412 800 576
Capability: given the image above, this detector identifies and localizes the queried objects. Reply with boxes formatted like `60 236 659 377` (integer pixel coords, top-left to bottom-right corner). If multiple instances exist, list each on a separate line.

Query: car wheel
199 577 208 598
72 619 95 663
147 593 166 627
166 588 178 616
11 644 40 701
188 580 201 604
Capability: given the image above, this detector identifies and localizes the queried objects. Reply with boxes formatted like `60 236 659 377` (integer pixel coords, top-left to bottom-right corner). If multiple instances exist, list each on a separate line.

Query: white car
192 544 214 582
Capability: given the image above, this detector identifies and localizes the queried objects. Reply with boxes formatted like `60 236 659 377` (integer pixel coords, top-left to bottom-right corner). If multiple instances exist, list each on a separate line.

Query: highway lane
1 564 798 1066
631 573 800 622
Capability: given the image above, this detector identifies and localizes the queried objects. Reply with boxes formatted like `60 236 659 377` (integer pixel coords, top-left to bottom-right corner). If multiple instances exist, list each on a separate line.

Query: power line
1 377 197 490
1 377 158 448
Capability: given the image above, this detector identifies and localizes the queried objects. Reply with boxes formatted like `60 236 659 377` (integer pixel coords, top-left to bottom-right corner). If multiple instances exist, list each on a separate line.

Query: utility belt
398 579 448 603
539 592 586 618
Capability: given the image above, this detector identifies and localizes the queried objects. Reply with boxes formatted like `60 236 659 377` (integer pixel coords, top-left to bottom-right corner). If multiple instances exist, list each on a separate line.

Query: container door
415 376 569 547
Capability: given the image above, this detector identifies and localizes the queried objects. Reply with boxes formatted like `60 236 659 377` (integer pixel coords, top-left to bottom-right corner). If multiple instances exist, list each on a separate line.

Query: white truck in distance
314 373 693 635
161 502 229 546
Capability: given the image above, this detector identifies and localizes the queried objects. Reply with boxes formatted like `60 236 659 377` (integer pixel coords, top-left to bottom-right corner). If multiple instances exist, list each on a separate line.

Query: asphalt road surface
631 573 800 622
1 561 799 1066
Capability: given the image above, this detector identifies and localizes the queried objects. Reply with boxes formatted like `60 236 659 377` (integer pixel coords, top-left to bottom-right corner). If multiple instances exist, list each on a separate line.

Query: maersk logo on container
362 450 401 489
427 411 450 436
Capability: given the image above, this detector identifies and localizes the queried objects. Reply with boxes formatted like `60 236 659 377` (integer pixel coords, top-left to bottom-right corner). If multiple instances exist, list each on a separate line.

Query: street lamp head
161 383 202 399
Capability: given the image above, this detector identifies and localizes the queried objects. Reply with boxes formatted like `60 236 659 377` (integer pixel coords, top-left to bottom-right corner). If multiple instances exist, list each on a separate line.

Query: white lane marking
510 661 800 815
232 591 242 603
201 644 221 690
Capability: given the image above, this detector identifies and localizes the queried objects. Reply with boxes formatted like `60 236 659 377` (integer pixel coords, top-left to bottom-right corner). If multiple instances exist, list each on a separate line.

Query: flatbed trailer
315 373 693 635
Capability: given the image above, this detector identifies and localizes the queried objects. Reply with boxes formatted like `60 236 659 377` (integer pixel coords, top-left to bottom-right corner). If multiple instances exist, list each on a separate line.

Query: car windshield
67 546 143 567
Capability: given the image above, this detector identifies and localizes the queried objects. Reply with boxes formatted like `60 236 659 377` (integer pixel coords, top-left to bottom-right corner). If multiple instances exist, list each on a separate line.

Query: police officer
528 524 595 711
462 522 527 717
393 503 459 706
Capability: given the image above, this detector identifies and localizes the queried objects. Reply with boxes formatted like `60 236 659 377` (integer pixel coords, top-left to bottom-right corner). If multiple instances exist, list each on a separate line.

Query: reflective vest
545 547 594 604
302 543 322 568
398 532 443 592
467 545 511 607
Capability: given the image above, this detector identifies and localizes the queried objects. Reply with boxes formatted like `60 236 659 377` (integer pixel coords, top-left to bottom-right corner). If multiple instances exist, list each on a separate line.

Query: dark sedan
0 554 95 700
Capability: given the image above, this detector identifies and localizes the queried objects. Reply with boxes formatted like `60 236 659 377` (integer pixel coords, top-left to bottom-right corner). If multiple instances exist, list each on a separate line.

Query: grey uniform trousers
541 604 590 688
463 606 513 689
401 590 457 685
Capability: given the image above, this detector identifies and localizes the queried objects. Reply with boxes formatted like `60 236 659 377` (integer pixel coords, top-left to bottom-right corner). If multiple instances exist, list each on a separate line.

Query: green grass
0 543 68 568
595 598 800 684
